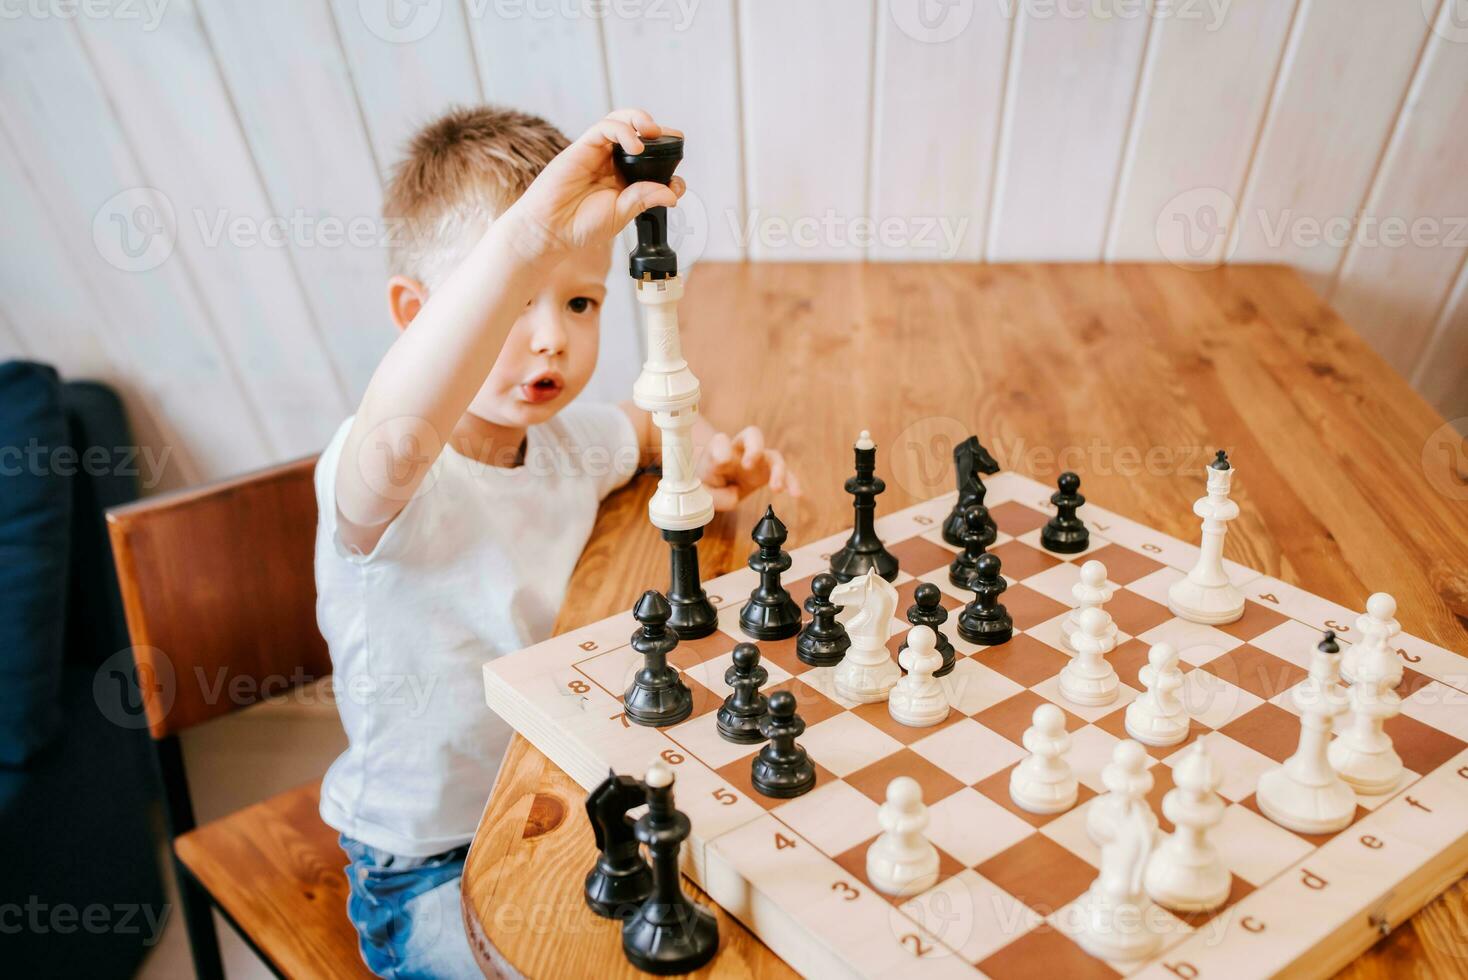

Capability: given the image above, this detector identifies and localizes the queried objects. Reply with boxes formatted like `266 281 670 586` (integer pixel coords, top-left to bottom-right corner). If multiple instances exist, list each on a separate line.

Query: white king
1168 449 1245 625
632 277 714 532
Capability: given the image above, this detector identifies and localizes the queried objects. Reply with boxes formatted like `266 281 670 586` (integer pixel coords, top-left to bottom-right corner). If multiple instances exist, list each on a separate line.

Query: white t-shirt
314 403 640 857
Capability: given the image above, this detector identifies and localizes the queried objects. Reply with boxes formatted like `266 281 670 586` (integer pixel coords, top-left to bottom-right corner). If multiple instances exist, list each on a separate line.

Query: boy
314 106 798 977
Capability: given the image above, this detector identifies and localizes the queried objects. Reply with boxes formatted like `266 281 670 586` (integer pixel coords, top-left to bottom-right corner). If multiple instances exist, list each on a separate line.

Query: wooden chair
107 457 373 979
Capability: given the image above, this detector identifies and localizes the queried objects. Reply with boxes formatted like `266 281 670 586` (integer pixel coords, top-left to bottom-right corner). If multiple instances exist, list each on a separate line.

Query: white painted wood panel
75 0 350 456
1229 0 1429 293
197 0 396 401
1106 0 1299 263
739 0 875 261
1330 17 1468 376
463 2 610 136
0 313 28 362
1414 255 1468 426
987 2 1148 261
328 0 483 177
0 16 265 482
869 0 1010 261
602 3 744 263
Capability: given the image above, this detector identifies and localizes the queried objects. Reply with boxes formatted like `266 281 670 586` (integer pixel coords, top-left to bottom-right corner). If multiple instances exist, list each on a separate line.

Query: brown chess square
889 535 960 576
1220 703 1305 764
976 833 1099 914
1214 600 1291 641
784 572 818 610
713 755 838 812
1171 875 1256 930
990 501 1053 537
668 630 740 671
973 762 1099 829
1110 637 1195 690
973 634 1072 689
683 674 723 720
844 747 967 806
990 539 1061 581
1084 543 1165 586
830 837 966 906
974 690 1086 746
1201 645 1308 702
1105 590 1173 637
1003 585 1069 631
1396 667 1434 700
1238 793 1368 847
764 675 843 727
753 634 811 678
978 925 1120 980
1385 712 1468 774
851 698 965 746
1093 706 1208 762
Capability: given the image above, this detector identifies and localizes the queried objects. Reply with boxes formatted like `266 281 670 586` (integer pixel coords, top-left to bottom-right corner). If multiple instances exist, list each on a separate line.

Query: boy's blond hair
385 105 568 288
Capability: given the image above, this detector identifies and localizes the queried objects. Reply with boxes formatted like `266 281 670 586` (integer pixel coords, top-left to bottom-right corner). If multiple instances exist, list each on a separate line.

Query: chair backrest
107 456 327 739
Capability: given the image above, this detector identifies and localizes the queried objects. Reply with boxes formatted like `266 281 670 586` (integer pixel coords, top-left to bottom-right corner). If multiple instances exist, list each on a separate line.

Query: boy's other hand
504 108 685 260
699 427 802 512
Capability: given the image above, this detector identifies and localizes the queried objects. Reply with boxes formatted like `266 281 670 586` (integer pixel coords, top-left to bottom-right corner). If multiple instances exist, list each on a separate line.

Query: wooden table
461 262 1468 979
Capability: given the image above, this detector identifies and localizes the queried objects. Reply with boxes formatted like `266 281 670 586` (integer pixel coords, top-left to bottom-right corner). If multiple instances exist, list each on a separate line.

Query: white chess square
1067 724 1144 793
680 655 792 700
925 789 1037 868
1030 675 1141 723
665 712 762 771
1124 565 1185 606
799 712 905 777
1048 895 1194 974
1020 561 1089 606
1024 611 1074 654
775 779 881 857
940 657 1025 716
1177 669 1263 729
910 717 1028 785
1038 797 1102 868
793 664 867 710
1211 800 1314 885
1249 619 1345 671
1401 681 1468 743
918 527 962 554
1016 527 1113 559
899 869 1042 965
1139 618 1245 667
573 645 643 699
1168 733 1275 803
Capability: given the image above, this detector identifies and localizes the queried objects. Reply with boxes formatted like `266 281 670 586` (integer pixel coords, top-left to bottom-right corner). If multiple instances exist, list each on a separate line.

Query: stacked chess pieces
584 763 719 973
613 136 718 640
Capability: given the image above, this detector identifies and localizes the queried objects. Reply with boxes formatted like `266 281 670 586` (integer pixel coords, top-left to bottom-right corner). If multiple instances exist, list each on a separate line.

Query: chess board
483 471 1468 979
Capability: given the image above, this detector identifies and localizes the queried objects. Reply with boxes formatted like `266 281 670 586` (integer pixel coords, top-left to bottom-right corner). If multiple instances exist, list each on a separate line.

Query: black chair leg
174 859 225 980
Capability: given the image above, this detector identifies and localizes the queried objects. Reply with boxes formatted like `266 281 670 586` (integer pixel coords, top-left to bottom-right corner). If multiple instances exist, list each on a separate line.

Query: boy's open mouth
520 372 564 404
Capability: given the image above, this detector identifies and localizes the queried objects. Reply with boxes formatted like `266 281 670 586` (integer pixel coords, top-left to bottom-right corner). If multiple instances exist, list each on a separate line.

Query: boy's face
391 235 613 430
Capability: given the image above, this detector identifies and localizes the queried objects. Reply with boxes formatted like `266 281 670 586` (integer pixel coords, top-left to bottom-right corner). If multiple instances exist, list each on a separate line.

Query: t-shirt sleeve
555 402 642 501
313 417 360 562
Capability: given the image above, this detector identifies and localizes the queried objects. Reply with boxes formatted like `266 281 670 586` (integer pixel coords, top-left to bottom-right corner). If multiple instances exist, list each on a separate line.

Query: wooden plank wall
1 0 1464 487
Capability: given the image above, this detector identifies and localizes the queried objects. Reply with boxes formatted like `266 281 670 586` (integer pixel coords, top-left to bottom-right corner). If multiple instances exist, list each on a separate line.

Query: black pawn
717 644 769 744
584 771 653 918
956 553 1013 645
751 691 815 799
948 504 997 589
739 507 803 641
623 591 692 727
899 583 956 677
942 435 999 546
622 765 719 974
830 432 899 582
1041 471 1089 554
796 573 850 667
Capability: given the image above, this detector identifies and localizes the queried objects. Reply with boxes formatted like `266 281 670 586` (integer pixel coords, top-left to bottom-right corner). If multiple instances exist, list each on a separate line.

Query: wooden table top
461 262 1468 979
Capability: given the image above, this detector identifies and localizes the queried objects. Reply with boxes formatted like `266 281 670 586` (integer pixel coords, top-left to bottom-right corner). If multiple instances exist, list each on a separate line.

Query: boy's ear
387 275 428 331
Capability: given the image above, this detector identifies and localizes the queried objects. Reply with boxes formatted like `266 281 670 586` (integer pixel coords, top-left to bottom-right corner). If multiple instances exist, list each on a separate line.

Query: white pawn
866 777 939 897
1341 593 1403 688
890 626 950 728
1063 560 1115 652
1329 636 1405 795
1060 607 1119 706
1145 741 1230 912
1257 632 1355 834
1087 740 1158 847
1010 704 1079 814
1073 799 1161 962
1125 643 1189 746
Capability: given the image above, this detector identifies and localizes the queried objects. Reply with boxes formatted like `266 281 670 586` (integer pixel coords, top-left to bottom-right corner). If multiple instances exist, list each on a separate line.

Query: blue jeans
340 835 480 979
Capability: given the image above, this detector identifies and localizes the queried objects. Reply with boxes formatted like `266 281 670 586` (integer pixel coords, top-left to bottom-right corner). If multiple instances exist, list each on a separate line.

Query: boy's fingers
614 183 678 228
707 431 734 465
606 108 660 137
785 470 803 497
766 449 788 490
707 484 740 511
736 427 766 468
669 176 687 199
584 118 644 155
